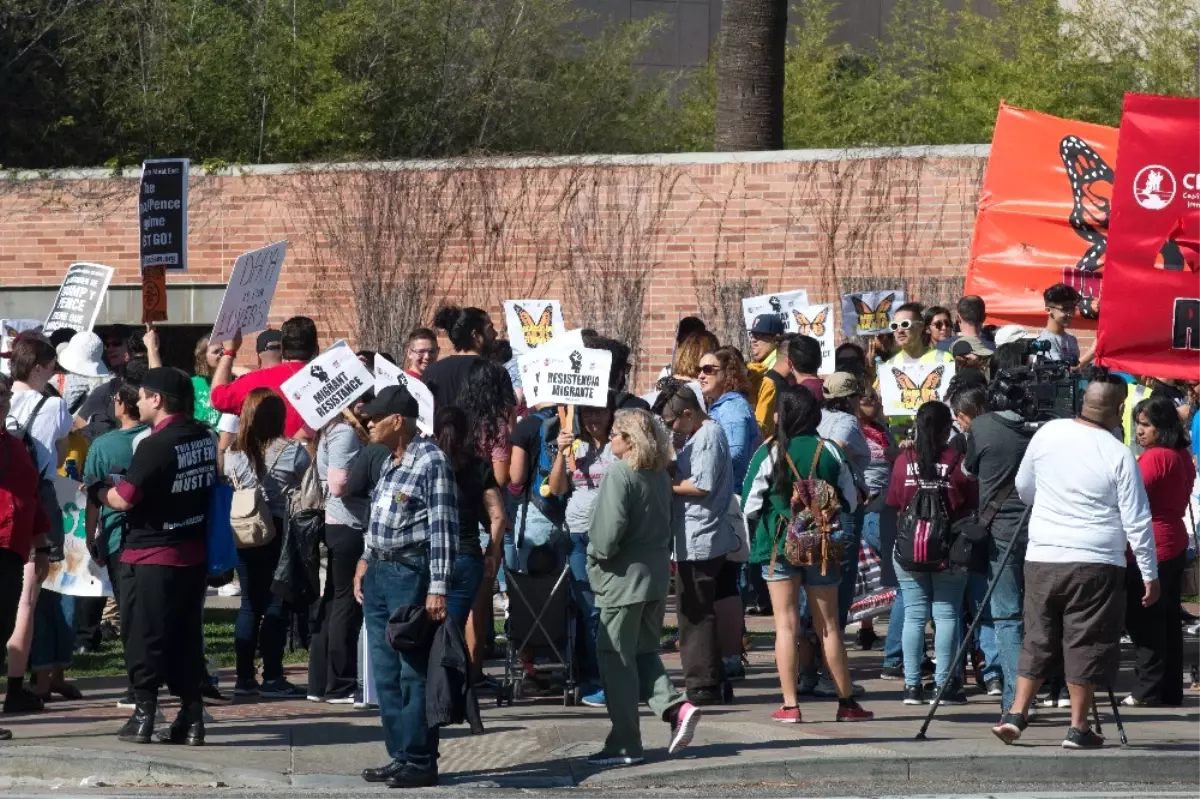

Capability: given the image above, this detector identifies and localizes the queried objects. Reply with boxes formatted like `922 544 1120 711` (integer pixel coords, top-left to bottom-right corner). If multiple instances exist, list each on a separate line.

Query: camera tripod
913 505 1129 747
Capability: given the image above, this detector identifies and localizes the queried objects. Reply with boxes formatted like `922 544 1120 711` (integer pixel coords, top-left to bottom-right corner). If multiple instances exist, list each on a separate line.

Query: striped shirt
365 437 459 596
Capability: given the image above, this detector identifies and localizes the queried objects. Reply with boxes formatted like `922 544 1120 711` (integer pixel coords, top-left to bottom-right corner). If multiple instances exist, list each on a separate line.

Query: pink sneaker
771 705 802 723
668 702 701 753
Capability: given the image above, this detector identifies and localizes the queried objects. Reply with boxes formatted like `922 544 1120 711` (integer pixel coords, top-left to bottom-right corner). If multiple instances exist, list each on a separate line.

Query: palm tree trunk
714 0 788 151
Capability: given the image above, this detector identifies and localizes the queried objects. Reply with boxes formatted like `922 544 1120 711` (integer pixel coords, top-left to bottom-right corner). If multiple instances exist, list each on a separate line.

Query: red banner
963 103 1118 328
1095 94 1200 381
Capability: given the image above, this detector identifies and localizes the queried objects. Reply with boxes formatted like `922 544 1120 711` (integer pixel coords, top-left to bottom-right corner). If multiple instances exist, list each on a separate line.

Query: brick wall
0 146 990 389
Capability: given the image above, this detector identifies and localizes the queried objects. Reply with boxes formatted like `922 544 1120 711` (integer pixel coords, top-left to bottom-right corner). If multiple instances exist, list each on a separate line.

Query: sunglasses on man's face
889 319 916 331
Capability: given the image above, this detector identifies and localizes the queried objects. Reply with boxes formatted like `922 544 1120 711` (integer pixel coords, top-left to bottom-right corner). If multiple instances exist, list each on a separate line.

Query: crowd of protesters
0 281 1195 781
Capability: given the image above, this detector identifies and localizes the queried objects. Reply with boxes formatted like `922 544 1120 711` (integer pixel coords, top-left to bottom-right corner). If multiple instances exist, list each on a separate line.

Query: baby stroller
498 536 579 707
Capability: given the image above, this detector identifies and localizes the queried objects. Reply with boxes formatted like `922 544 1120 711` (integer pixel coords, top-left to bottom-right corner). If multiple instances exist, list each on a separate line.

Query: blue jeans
982 537 1025 713
567 533 601 689
967 572 1001 683
446 554 484 631
235 533 290 683
836 508 863 629
363 556 438 772
31 589 73 671
895 563 968 688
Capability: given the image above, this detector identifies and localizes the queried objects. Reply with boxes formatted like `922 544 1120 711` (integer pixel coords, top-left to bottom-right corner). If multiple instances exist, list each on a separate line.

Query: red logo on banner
1095 94 1200 381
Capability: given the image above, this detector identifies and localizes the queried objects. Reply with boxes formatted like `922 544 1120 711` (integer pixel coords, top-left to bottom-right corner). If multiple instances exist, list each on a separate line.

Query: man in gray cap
353 385 458 789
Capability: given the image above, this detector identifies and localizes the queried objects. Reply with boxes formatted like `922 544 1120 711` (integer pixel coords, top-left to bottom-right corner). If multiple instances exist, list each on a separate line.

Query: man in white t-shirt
992 377 1157 750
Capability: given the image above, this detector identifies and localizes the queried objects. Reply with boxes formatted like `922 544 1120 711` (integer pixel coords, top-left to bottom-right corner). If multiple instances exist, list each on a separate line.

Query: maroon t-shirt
885 447 976 518
798 378 825 404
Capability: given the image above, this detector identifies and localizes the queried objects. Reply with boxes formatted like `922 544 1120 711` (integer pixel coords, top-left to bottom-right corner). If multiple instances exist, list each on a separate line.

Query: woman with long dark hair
1123 396 1196 707
434 407 507 677
422 306 500 409
224 388 310 698
742 386 872 723
885 401 975 705
459 360 517 488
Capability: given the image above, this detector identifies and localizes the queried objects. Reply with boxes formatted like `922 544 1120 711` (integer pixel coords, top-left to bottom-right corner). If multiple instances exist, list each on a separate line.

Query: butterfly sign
880 361 957 417
841 290 905 337
791 304 836 375
741 289 810 334
504 299 565 355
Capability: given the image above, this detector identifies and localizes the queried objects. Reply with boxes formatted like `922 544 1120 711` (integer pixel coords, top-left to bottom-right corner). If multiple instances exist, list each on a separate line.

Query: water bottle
65 458 80 482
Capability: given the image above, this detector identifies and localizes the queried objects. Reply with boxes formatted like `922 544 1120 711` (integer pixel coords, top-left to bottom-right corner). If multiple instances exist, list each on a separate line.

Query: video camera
987 340 1087 427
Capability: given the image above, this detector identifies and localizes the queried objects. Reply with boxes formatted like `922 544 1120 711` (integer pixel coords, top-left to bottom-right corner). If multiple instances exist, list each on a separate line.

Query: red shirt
0 431 50 556
210 362 308 437
886 447 977 519
1136 446 1195 563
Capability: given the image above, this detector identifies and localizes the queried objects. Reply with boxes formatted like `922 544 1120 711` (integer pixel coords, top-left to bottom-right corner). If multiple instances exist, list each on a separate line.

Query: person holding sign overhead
353 384 458 789
210 317 319 438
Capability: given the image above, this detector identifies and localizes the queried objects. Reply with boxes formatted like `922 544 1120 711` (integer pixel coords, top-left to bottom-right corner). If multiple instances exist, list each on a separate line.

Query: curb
579 751 1200 789
0 745 288 789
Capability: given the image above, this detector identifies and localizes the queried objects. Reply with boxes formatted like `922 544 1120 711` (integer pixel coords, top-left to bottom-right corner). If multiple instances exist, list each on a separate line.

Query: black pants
1125 551 1186 705
0 548 24 649
120 561 206 702
307 524 364 699
235 530 290 683
676 556 727 691
73 595 107 651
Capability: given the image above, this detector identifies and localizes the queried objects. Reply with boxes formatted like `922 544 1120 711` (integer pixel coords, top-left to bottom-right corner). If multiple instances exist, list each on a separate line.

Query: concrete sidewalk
1 620 1197 791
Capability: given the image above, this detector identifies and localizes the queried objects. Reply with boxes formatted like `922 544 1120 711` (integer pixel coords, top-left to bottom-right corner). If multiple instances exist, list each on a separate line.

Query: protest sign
42 473 112 597
373 354 435 435
141 265 167 324
964 103 1117 326
43 263 114 335
1096 94 1200 381
504 300 566 354
519 346 613 409
281 341 373 430
139 158 189 272
0 319 43 376
840 290 904 337
791 304 835 375
880 361 957 417
742 289 810 334
211 241 287 343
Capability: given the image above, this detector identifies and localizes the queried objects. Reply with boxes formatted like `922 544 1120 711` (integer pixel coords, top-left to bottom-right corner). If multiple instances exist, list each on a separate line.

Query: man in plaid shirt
352 385 458 789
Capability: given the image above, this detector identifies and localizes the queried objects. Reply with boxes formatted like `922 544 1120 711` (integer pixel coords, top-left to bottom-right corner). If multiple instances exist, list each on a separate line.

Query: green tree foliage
0 0 679 167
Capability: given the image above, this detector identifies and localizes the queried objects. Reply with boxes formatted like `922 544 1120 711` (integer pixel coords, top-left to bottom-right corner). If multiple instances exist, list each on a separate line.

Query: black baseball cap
359 385 419 419
256 329 283 354
141 367 193 402
750 314 785 336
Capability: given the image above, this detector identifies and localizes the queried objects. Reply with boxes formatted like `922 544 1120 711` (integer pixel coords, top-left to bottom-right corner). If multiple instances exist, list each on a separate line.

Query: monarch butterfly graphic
1059 135 1113 320
892 366 945 410
851 293 895 331
515 304 555 348
792 308 828 337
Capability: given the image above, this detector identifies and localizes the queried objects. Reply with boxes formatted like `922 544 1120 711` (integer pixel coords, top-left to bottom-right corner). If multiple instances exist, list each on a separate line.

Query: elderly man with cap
745 314 788 439
99 367 218 746
352 384 458 789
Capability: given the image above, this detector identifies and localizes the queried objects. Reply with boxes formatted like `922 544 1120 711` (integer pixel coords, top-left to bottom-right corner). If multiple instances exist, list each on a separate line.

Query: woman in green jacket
742 386 874 724
585 408 701 766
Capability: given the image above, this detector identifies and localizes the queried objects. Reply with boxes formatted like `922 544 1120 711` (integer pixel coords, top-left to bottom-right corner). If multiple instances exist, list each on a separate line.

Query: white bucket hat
57 331 110 378
993 324 1034 348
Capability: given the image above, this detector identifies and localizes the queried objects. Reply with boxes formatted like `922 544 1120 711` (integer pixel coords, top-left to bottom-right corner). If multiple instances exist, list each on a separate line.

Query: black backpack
894 452 960 573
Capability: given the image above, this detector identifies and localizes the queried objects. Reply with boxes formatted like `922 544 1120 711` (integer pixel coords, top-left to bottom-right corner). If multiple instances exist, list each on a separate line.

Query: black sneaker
3 687 44 714
384 765 438 788
902 684 925 705
856 627 878 650
259 678 306 699
1062 726 1104 750
116 690 137 709
879 665 904 680
200 682 231 706
233 679 260 697
686 686 724 706
984 678 1003 697
932 683 969 705
991 711 1028 745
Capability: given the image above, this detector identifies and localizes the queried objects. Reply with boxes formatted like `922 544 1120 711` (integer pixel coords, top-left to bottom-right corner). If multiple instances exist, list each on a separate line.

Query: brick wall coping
2 144 991 182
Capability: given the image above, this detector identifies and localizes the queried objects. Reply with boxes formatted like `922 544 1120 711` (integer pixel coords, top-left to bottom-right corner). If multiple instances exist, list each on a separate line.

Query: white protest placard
742 289 810 334
43 263 115 335
281 341 373 430
519 346 613 409
880 360 957 417
841 290 904 337
373 355 435 435
211 241 287 343
791 304 836 375
504 299 566 354
43 474 112 597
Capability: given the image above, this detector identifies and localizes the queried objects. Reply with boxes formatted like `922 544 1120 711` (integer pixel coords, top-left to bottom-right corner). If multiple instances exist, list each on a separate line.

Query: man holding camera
992 377 1158 749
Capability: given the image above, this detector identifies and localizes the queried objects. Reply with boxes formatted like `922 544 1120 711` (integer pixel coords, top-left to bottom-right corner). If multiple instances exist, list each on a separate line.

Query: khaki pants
597 599 683 757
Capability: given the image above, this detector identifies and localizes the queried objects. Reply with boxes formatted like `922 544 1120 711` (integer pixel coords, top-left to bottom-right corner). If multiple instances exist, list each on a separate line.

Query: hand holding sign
211 242 287 343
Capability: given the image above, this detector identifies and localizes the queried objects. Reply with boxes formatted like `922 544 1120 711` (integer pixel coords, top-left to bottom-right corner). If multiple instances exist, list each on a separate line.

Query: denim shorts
761 559 842 587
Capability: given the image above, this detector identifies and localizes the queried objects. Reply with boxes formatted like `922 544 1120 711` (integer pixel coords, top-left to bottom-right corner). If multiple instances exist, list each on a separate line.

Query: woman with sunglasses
923 306 954 346
696 347 759 487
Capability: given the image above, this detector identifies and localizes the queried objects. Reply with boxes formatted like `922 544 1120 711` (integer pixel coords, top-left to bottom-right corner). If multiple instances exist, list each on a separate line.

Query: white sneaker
1026 702 1039 720
217 583 241 597
1056 696 1071 708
